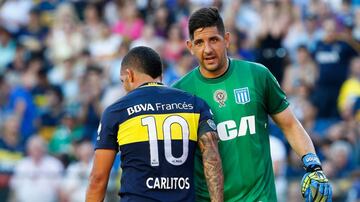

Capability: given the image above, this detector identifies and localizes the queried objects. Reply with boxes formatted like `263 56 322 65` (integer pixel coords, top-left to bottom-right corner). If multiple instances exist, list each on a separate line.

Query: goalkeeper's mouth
204 56 217 65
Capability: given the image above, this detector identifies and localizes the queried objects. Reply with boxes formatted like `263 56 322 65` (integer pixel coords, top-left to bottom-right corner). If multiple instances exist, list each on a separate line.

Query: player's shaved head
121 46 162 79
188 7 225 40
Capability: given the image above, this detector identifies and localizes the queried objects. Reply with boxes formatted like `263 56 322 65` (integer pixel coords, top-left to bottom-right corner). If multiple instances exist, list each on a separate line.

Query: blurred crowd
0 0 360 201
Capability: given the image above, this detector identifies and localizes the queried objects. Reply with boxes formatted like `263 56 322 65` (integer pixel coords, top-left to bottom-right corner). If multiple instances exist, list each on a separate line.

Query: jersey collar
196 58 233 83
139 82 164 88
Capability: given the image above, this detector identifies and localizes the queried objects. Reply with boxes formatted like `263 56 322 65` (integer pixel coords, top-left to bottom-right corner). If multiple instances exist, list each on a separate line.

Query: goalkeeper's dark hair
121 46 162 79
188 7 225 40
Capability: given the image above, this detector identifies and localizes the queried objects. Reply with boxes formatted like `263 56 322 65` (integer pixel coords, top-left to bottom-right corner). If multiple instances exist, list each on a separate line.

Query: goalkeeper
173 7 332 202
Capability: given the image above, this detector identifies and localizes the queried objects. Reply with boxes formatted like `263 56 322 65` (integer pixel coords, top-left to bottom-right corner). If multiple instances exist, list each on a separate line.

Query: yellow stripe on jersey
117 113 199 146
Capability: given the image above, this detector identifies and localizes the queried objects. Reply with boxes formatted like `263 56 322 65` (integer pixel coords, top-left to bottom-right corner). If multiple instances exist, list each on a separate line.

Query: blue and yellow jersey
0 140 24 176
95 82 216 202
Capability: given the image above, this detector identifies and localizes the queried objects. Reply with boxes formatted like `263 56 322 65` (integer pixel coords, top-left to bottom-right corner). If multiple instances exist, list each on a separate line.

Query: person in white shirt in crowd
60 140 94 202
270 135 288 202
10 135 63 202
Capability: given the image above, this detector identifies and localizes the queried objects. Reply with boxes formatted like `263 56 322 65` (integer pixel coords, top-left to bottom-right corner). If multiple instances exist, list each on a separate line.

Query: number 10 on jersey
141 115 190 167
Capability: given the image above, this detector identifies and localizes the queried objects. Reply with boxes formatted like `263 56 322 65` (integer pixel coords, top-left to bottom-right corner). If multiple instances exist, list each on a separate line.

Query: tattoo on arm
198 131 224 202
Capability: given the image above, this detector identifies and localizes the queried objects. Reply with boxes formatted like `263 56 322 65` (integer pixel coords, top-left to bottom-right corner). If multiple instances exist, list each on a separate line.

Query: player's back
102 83 207 202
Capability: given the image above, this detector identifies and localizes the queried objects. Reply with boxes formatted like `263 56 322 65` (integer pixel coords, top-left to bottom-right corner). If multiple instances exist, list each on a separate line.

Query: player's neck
134 75 162 89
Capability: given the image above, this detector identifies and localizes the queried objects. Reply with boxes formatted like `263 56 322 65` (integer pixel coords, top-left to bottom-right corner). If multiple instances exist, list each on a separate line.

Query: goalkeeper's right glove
300 153 332 202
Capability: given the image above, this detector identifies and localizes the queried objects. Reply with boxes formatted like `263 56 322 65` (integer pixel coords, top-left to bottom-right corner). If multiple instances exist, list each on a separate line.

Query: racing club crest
234 87 250 104
213 89 227 107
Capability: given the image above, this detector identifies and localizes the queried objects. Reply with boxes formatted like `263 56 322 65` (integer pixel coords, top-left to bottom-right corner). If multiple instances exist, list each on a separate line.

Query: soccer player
85 46 223 202
173 7 332 202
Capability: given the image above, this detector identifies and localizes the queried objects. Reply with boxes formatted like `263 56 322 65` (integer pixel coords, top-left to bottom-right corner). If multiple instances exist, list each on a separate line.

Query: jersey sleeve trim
198 119 217 138
268 99 289 115
94 145 119 151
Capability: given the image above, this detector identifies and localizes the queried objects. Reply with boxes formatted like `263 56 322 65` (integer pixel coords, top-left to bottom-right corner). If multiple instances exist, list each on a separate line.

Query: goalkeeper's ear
186 40 194 55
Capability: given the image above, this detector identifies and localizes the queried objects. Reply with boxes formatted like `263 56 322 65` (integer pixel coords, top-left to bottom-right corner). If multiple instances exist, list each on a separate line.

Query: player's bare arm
86 149 116 202
271 107 315 156
272 107 332 201
198 131 224 202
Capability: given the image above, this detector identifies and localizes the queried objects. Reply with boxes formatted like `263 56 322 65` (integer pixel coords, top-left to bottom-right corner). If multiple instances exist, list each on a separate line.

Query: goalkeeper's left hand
301 153 332 202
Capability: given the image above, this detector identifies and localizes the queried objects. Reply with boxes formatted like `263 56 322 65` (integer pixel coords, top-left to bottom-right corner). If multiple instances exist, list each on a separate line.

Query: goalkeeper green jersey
172 59 289 202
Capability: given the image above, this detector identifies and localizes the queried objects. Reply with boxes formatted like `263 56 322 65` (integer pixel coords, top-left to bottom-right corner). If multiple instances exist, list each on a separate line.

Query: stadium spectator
48 111 83 167
47 3 85 64
162 24 186 64
302 13 323 52
281 45 317 130
16 8 48 52
78 66 104 141
282 45 318 96
130 24 164 54
323 140 354 178
288 82 317 132
0 26 16 73
31 0 61 27
7 68 38 143
347 173 360 202
169 0 191 23
61 140 93 202
88 23 122 67
48 57 82 112
353 8 360 41
0 0 33 33
338 56 360 119
106 40 131 85
10 135 63 202
82 3 105 43
153 5 173 38
255 1 288 84
270 135 288 202
5 44 27 87
112 0 144 41
310 1 334 24
103 1 120 27
37 85 64 141
311 17 359 119
228 0 261 45
354 97 360 121
286 150 304 179
32 67 56 113
0 116 24 201
0 76 11 130
226 27 245 59
163 51 194 86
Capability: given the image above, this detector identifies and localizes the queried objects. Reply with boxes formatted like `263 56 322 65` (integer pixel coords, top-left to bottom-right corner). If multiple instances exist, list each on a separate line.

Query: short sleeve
95 107 119 152
265 69 289 114
195 97 217 137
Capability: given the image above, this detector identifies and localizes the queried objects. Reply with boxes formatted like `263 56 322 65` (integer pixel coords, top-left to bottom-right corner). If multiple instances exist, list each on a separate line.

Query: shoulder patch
207 119 217 130
97 123 102 141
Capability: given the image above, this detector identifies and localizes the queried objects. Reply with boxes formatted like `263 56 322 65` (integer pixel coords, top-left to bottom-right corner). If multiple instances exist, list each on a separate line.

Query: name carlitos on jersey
146 177 190 190
127 102 194 116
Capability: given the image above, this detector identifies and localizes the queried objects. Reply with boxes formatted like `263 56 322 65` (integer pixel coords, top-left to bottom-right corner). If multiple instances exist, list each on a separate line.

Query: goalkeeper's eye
209 37 219 43
193 40 203 47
